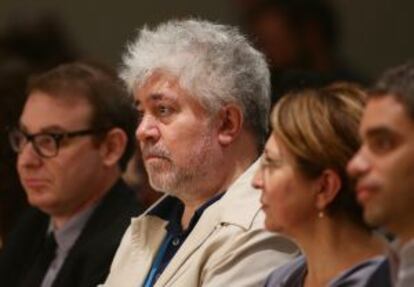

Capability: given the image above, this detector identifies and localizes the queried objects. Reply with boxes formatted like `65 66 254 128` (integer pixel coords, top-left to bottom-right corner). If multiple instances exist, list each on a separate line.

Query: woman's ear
99 127 128 168
217 105 243 147
315 169 342 210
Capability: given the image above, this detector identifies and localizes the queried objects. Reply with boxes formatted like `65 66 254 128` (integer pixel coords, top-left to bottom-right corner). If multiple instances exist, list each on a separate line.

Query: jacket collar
214 159 261 230
129 159 261 286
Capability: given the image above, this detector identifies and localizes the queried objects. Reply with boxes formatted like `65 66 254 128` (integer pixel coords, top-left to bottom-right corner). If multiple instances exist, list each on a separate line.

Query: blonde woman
253 84 386 287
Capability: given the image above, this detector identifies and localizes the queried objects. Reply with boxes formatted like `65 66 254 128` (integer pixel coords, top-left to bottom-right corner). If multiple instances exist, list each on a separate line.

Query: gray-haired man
103 19 297 287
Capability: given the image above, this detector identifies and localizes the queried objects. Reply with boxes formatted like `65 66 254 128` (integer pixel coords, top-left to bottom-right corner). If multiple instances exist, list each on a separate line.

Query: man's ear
315 169 341 210
217 105 243 147
99 128 127 167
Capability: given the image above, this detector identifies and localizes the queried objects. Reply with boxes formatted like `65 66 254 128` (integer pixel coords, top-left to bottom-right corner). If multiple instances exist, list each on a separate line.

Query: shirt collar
149 193 224 236
48 201 99 252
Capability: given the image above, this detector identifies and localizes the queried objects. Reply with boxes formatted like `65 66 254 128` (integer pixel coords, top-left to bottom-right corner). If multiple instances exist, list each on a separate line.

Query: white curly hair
120 19 271 149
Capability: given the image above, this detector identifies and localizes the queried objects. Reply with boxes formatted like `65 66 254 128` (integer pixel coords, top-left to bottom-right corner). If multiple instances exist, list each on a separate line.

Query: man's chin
145 158 171 171
148 177 173 193
30 201 57 215
149 180 185 199
363 206 386 228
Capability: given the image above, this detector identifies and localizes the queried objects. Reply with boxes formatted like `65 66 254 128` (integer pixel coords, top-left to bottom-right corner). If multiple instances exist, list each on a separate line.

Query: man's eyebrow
18 123 67 134
138 93 176 107
150 93 178 104
40 125 67 133
364 126 394 138
149 93 164 101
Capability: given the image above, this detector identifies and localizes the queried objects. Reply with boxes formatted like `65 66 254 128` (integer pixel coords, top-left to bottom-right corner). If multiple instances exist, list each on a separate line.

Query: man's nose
347 148 370 178
17 142 43 169
136 114 160 144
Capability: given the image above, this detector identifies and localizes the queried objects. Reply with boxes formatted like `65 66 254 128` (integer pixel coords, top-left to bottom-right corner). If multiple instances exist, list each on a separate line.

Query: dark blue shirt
145 193 224 286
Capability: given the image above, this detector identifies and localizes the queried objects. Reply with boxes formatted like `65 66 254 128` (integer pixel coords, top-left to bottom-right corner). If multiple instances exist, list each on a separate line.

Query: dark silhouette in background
0 11 80 246
0 12 79 71
239 0 366 103
0 11 158 246
0 62 30 247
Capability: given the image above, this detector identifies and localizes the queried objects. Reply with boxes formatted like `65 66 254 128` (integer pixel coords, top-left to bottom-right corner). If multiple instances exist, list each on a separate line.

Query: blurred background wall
0 0 413 243
335 0 414 79
0 0 412 79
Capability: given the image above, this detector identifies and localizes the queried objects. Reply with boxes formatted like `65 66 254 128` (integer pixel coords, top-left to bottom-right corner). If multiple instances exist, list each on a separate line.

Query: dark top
146 193 224 285
0 179 142 287
364 258 392 287
265 255 386 287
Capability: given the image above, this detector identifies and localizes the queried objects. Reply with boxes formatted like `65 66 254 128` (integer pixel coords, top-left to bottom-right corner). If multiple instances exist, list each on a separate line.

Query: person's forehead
21 91 93 130
361 95 414 135
266 135 286 158
134 72 202 109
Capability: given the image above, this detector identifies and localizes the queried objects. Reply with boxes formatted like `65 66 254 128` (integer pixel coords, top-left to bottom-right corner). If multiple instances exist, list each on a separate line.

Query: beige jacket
102 161 298 287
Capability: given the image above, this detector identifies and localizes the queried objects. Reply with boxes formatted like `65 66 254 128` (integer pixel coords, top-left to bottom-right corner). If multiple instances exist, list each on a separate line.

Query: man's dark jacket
0 179 141 287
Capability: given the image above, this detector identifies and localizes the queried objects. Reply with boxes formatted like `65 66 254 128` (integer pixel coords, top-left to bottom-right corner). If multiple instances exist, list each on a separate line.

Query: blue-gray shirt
265 255 385 287
40 203 97 287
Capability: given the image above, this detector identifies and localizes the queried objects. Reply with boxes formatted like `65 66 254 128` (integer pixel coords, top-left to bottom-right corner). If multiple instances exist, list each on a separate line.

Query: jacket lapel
156 160 260 285
155 206 220 286
129 216 167 285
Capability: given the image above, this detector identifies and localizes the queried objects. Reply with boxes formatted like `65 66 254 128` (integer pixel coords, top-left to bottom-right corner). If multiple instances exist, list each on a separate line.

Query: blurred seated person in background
0 61 142 287
102 19 297 287
348 61 414 287
241 0 365 102
0 62 30 248
0 10 80 246
253 83 386 286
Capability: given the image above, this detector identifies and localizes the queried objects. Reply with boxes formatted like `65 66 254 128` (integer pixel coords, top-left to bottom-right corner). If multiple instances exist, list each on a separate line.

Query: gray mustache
141 145 170 159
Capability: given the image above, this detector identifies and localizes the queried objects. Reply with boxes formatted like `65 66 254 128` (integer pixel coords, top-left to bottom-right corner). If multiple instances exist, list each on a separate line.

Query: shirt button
172 238 180 246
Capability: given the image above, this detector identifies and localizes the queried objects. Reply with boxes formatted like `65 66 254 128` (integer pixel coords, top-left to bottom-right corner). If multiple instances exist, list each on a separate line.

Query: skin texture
135 72 227 205
254 134 385 287
17 92 115 227
252 135 319 236
348 95 414 243
135 70 257 229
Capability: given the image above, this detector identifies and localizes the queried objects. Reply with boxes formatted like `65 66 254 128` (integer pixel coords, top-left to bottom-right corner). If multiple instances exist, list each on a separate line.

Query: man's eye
368 137 394 154
158 106 172 117
36 134 57 149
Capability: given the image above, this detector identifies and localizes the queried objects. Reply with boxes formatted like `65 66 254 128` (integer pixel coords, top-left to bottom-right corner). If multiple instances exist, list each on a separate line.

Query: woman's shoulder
329 255 386 287
265 255 306 287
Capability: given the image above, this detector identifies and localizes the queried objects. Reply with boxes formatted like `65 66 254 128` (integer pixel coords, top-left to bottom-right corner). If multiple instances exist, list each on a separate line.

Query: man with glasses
0 61 142 287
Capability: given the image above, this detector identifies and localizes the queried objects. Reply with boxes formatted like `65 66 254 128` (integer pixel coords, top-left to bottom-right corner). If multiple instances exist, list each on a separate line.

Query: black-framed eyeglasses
8 128 104 158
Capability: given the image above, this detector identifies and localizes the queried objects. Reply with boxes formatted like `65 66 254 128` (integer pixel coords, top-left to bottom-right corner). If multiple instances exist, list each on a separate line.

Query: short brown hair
27 61 137 171
271 83 366 226
370 61 414 119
